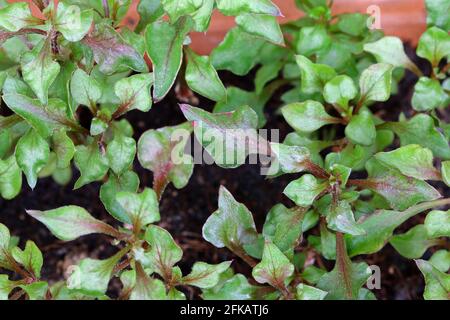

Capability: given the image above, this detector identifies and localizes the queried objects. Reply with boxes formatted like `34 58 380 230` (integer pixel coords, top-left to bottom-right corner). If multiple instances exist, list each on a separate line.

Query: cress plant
0 0 449 300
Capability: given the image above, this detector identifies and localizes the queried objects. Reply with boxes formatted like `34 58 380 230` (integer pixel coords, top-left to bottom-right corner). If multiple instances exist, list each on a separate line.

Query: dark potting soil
0 45 448 300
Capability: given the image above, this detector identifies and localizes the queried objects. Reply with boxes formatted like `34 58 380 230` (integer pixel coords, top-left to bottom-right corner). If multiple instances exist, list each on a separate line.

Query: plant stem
102 0 110 18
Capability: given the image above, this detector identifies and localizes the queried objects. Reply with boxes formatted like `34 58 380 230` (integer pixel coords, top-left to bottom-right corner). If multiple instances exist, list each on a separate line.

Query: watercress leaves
70 69 102 109
185 48 226 101
235 14 284 46
284 174 328 207
364 37 420 74
15 129 50 189
359 63 393 103
0 2 40 32
83 23 148 75
21 39 60 105
143 225 183 278
161 0 202 22
390 225 437 259
145 17 192 102
323 75 357 109
416 259 450 300
137 123 194 198
326 201 365 236
296 25 331 56
425 210 450 238
417 26 450 66
27 205 119 241
281 101 340 133
106 135 136 176
211 27 266 76
2 94 72 138
180 104 261 168
116 188 160 227
295 55 337 94
11 241 43 278
0 155 22 200
374 145 440 180
182 261 232 289
252 241 294 290
203 186 258 251
74 141 109 189
114 73 153 114
345 110 376 146
54 2 93 42
216 0 282 16
411 77 446 111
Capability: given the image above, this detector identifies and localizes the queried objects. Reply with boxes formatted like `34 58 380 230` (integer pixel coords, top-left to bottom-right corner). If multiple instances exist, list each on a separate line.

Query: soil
0 44 448 300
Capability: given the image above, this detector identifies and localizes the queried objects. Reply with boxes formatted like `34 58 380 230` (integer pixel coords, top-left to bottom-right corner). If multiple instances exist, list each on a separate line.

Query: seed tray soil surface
0 46 448 300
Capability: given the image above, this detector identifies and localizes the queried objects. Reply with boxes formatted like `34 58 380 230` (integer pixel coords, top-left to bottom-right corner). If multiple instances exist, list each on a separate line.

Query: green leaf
216 0 282 16
364 37 420 74
345 110 376 146
106 135 136 176
11 240 43 278
345 201 448 257
15 129 50 189
295 55 337 94
416 259 450 300
54 2 93 42
425 210 450 238
442 161 450 186
317 258 371 300
136 0 164 33
235 14 284 46
211 27 265 76
203 186 258 250
252 240 294 289
0 275 15 300
412 77 446 111
267 142 311 176
129 264 167 300
2 94 73 138
375 144 440 180
254 61 283 94
21 39 61 105
114 73 153 113
0 223 12 270
143 225 183 278
362 159 441 211
0 2 40 32
116 188 160 227
296 284 327 300
417 26 450 65
180 104 261 168
20 281 48 300
161 0 202 22
27 205 119 241
183 261 232 289
100 171 139 223
336 13 368 37
185 48 226 101
429 250 450 273
387 114 450 160
52 129 75 169
137 123 194 198
425 0 450 31
323 75 357 109
326 201 365 236
83 22 148 75
213 86 267 128
296 25 330 56
70 69 102 108
0 155 22 200
359 63 393 103
202 273 259 300
145 17 192 102
281 100 340 133
390 225 437 259
67 249 127 296
283 174 328 207
191 0 214 32
74 141 109 189
263 204 304 254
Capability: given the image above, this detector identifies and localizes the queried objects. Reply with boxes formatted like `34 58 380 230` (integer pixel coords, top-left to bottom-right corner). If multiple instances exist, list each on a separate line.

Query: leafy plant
0 0 449 300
